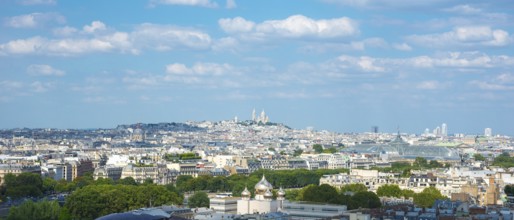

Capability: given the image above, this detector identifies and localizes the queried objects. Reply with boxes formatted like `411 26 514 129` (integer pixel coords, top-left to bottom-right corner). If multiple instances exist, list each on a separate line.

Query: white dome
255 175 273 193
241 187 251 197
264 189 273 198
277 187 285 197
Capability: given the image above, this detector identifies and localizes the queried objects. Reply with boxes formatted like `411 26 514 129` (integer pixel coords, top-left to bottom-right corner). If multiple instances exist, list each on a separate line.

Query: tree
401 189 415 199
118 177 138 185
474 153 486 161
313 144 323 154
348 191 381 209
376 184 402 198
413 187 446 208
4 173 44 198
505 185 514 196
7 200 63 220
293 149 303 157
188 191 209 208
340 183 368 194
414 157 428 168
302 184 339 204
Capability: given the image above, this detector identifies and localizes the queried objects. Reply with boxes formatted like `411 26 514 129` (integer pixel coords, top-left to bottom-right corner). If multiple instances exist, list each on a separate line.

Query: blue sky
1 0 514 135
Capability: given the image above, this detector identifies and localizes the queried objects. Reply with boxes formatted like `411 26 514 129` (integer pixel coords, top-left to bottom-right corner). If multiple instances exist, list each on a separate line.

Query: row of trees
492 152 514 168
376 184 446 208
372 157 448 177
286 183 446 209
0 172 44 199
65 184 182 219
286 184 381 209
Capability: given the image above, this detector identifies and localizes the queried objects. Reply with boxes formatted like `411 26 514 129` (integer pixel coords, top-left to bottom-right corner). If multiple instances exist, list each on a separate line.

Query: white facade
236 175 284 215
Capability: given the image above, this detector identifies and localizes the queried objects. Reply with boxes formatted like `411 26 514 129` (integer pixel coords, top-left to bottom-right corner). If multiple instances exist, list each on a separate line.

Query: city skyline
1 0 513 135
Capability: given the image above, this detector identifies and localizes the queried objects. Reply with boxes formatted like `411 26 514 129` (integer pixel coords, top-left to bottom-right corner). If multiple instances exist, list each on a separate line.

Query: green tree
117 177 138 185
414 157 428 168
340 183 368 194
43 177 57 194
413 187 446 208
474 154 486 161
313 144 323 154
7 200 62 220
401 189 415 199
4 173 44 198
376 184 402 198
293 149 303 157
348 191 381 209
188 191 210 208
505 185 514 196
302 184 339 204
176 175 194 192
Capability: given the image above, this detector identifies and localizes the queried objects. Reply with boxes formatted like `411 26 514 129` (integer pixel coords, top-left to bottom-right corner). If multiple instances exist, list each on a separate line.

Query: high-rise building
433 126 441 136
371 126 378 133
441 123 448 137
484 128 492 137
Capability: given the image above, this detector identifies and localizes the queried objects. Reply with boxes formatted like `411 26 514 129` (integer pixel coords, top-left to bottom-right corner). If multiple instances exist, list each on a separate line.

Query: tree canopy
413 187 446 208
188 191 210 208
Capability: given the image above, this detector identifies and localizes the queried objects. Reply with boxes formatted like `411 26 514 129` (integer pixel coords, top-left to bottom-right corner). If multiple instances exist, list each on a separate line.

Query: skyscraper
441 123 448 137
485 128 492 137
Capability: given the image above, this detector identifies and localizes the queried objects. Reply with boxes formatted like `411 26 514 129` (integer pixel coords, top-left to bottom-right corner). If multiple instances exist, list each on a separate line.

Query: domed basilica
237 175 285 214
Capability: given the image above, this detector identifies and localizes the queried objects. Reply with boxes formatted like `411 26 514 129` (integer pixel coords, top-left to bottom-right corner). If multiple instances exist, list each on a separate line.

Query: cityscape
1 0 514 220
1 109 513 219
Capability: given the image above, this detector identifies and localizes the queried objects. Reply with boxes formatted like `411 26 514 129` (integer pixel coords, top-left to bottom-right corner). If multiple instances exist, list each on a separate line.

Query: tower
485 128 492 137
441 123 448 137
252 109 256 121
277 187 285 210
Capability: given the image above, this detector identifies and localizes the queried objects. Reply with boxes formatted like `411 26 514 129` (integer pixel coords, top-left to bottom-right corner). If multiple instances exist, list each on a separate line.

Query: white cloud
226 0 236 9
470 73 514 91
442 4 482 14
336 55 385 72
416 80 447 90
219 15 359 40
322 0 447 9
165 62 233 76
408 26 512 48
30 81 53 92
4 12 65 28
131 23 211 51
27 64 65 76
0 21 210 56
53 26 78 36
392 43 412 51
83 21 106 33
17 0 56 5
150 0 218 8
219 17 255 33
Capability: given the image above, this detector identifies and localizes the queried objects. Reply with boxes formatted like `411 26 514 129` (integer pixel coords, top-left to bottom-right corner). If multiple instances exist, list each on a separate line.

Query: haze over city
1 0 513 135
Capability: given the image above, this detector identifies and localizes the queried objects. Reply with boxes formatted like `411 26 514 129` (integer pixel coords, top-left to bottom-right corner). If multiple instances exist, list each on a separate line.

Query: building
209 193 239 214
485 128 492 137
237 175 283 214
0 164 41 184
93 165 123 180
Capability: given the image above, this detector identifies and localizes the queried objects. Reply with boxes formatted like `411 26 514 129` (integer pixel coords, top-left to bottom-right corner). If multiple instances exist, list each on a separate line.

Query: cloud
470 73 514 91
4 12 65 28
442 4 482 14
335 55 385 72
321 0 447 9
0 21 211 56
27 64 65 76
408 26 512 48
226 0 236 9
131 23 211 51
219 15 359 40
17 0 56 5
416 80 448 90
30 81 53 92
165 62 234 76
392 43 412 51
53 26 78 36
150 0 218 8
83 21 106 33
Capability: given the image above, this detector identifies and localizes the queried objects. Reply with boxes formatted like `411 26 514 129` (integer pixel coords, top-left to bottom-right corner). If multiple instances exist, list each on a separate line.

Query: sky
1 0 514 135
